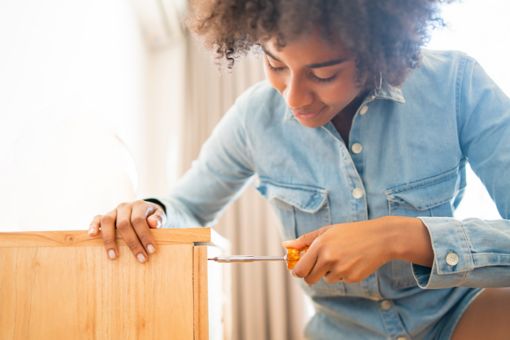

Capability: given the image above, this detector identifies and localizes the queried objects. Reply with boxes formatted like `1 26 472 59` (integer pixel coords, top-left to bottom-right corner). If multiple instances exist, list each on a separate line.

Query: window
428 0 509 220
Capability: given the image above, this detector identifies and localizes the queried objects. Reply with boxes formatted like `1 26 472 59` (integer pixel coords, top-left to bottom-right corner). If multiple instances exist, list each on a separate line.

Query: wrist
380 216 433 267
379 216 406 261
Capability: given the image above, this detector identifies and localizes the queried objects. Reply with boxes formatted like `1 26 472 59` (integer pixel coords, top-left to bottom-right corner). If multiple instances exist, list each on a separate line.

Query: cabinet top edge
0 227 211 248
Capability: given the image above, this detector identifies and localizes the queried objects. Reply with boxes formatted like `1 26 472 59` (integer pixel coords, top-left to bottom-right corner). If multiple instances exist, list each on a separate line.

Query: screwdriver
208 247 307 269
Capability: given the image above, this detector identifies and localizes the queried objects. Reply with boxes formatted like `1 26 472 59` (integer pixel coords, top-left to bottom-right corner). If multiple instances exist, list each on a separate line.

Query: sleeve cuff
144 198 166 214
146 196 206 229
412 217 474 289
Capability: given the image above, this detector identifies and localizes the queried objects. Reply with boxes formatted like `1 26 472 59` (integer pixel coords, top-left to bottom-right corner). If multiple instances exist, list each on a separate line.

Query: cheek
329 72 362 102
320 83 357 105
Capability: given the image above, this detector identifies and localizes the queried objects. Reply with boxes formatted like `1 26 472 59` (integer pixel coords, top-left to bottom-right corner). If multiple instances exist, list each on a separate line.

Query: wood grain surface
193 245 209 340
0 228 211 340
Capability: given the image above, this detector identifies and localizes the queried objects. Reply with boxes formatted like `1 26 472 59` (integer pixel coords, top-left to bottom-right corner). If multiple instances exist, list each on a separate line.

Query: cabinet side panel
0 242 195 340
193 245 208 340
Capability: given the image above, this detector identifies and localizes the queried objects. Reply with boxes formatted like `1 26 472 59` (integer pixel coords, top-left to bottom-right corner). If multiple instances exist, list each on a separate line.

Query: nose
283 76 314 110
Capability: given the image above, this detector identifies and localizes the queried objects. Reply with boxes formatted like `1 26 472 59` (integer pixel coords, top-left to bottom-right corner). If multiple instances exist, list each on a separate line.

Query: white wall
0 0 148 155
142 42 186 197
129 0 187 196
430 0 510 94
0 0 150 228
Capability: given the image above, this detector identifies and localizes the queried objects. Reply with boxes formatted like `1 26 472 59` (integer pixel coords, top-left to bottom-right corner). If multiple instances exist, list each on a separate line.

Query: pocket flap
384 167 459 211
257 180 328 213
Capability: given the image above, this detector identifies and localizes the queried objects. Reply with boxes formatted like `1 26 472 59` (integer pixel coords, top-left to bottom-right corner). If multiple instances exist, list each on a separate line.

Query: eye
310 72 338 83
309 68 340 83
265 57 286 72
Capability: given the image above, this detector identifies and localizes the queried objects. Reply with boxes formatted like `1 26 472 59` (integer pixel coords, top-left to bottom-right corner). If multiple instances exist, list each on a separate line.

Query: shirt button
351 143 363 154
359 105 369 115
380 300 392 310
446 252 459 266
352 188 364 199
396 336 408 340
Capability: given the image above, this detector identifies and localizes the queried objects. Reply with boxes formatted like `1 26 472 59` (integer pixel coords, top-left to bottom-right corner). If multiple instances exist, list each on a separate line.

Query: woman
89 1 510 338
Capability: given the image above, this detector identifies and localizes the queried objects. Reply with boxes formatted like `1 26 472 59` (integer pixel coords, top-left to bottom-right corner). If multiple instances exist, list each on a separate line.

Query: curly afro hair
187 0 455 88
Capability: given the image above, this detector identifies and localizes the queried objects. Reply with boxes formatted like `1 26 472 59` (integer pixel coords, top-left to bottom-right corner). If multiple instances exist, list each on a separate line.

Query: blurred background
0 0 508 339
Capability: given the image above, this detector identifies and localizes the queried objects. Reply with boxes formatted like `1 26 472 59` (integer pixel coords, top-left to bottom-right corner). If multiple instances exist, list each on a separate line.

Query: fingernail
108 249 116 259
292 271 298 277
156 219 162 228
147 244 156 254
137 253 146 263
88 228 96 236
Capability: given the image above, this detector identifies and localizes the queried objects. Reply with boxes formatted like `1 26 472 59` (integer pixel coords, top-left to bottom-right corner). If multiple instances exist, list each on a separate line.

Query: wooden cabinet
0 228 211 340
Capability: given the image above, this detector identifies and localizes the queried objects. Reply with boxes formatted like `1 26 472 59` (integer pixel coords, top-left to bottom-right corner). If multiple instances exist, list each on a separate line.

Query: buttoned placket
354 95 411 339
319 90 407 303
323 94 385 299
348 95 380 299
345 94 381 221
378 299 412 340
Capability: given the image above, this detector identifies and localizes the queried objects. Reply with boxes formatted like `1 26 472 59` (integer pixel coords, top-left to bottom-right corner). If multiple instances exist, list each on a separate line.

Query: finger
303 257 331 285
101 210 118 260
131 202 158 254
116 203 148 263
88 215 102 236
147 207 166 229
281 234 317 250
292 243 320 279
281 225 331 250
324 271 344 284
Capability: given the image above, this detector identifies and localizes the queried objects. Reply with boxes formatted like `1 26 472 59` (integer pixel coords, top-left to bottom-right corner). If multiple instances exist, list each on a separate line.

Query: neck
331 90 369 144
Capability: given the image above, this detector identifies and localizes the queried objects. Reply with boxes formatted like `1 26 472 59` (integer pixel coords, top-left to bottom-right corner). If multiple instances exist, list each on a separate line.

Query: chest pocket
384 166 461 218
256 178 331 241
383 166 463 288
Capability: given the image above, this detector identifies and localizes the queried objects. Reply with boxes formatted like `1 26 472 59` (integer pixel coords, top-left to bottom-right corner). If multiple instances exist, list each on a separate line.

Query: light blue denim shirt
156 50 510 339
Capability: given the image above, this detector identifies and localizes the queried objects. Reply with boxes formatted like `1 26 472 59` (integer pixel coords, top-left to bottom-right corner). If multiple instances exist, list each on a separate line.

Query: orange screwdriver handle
285 246 308 270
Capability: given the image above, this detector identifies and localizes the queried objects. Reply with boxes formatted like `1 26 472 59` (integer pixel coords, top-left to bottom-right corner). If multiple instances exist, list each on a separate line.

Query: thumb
281 226 329 250
147 212 166 229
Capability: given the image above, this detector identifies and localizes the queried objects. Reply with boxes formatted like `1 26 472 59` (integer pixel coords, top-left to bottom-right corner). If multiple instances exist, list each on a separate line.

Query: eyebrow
262 47 348 68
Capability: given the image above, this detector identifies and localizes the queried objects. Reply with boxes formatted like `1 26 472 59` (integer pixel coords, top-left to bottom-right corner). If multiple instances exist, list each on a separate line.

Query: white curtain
180 34 309 340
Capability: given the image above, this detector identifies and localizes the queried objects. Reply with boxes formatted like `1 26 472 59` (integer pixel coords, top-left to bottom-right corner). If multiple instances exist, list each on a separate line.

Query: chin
297 118 328 128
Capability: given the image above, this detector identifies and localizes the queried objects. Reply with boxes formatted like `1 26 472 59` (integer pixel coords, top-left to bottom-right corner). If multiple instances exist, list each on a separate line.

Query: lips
294 111 318 118
292 107 324 119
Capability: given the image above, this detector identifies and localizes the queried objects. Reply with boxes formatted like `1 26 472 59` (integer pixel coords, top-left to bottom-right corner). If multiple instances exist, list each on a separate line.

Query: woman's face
263 31 363 128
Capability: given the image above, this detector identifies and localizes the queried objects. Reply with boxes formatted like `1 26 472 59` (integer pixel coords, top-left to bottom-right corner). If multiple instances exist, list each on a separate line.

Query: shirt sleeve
152 98 255 228
412 55 510 289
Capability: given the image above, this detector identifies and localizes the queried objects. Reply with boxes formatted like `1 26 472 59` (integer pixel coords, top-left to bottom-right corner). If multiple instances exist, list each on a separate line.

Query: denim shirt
156 50 510 339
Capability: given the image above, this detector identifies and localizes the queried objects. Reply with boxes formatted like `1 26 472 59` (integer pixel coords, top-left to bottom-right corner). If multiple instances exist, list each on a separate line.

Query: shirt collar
371 82 406 103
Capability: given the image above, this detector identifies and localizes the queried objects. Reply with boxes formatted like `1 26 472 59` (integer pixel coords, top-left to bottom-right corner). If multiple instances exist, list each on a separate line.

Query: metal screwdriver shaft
208 255 287 263
207 247 307 269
